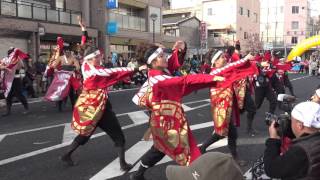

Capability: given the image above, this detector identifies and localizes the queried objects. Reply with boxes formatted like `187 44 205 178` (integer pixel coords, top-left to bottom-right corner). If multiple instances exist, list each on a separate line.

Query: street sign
106 0 118 9
106 22 118 35
200 22 207 49
38 27 45 36
200 22 207 42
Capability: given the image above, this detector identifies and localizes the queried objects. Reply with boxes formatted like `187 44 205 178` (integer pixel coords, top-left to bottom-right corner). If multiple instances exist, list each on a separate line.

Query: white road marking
0 135 6 143
90 141 153 180
10 74 309 106
12 88 140 106
291 75 311 81
182 104 192 111
33 141 51 145
62 123 77 143
128 111 149 125
0 99 212 166
1 99 211 136
3 124 67 136
91 121 216 179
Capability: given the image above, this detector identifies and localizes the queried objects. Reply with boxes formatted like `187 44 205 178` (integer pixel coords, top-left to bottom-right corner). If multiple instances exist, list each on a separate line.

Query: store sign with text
106 0 118 9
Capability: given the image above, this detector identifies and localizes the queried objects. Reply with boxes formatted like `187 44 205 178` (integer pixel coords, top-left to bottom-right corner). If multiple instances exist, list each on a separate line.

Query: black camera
265 112 294 138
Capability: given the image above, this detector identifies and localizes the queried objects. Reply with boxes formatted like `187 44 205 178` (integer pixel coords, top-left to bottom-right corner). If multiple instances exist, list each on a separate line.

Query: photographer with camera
263 101 320 179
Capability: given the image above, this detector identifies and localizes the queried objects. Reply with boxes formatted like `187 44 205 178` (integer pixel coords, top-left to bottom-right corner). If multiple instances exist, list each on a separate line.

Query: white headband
316 89 320 98
147 48 163 64
211 50 223 65
291 101 320 128
84 50 100 61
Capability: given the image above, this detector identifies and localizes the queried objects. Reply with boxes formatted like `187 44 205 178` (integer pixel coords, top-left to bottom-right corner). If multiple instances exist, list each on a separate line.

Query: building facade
260 0 311 50
283 0 311 48
163 15 200 56
167 0 260 51
99 0 179 60
0 0 99 60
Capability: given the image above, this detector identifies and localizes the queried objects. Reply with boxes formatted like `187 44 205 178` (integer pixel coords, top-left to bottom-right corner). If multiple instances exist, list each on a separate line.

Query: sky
310 0 320 17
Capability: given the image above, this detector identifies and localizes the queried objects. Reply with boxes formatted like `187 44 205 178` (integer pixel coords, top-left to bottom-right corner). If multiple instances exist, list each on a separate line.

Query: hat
291 101 320 128
166 152 243 180
316 89 320 98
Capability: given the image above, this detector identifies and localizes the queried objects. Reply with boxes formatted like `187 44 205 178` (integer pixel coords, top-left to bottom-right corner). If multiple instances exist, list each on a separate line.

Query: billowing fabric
1 49 28 97
44 70 73 102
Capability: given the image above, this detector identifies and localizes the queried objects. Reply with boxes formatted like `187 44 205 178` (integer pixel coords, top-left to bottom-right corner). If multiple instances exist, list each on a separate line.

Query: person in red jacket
130 42 250 180
61 48 147 171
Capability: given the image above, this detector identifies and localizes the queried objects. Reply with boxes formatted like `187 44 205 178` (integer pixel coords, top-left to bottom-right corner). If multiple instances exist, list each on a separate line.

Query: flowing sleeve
82 62 136 87
152 74 217 102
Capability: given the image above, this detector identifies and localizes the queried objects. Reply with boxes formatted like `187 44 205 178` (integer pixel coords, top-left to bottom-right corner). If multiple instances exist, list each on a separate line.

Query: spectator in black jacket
264 101 320 180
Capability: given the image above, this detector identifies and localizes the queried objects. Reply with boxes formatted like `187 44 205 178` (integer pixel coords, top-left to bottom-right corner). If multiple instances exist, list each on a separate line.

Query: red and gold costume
71 62 135 136
209 59 258 136
133 52 255 166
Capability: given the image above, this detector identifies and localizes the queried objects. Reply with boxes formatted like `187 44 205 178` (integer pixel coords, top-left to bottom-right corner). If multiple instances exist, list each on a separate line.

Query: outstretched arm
152 74 224 101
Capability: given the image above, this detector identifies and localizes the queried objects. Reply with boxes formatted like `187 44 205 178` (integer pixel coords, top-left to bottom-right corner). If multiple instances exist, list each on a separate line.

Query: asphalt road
0 73 317 180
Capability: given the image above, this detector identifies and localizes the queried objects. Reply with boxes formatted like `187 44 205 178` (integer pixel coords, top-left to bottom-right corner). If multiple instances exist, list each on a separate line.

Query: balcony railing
109 12 146 32
0 0 81 25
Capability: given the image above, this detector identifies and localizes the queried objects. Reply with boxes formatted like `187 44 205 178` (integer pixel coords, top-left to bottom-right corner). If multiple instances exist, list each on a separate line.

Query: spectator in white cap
311 88 320 104
264 101 320 179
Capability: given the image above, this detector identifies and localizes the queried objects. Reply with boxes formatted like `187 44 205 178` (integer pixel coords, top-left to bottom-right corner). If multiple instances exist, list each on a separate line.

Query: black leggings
58 86 76 110
74 100 125 147
140 145 165 168
6 78 28 110
255 86 277 114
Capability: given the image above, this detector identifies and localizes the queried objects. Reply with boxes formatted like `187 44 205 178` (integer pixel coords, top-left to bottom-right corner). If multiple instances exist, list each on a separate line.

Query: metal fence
0 0 81 25
109 12 146 32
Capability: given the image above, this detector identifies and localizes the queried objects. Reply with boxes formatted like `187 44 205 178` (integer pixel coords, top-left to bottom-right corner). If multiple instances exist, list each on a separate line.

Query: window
291 37 298 44
247 9 250 17
292 6 299 14
240 7 243 15
164 29 179 37
291 21 299 29
208 8 212 16
55 0 65 9
254 13 258 23
280 6 284 13
244 32 248 39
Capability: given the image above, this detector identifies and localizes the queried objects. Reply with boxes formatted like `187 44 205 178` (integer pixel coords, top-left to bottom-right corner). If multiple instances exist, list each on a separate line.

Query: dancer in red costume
130 42 256 180
61 48 147 171
199 50 258 164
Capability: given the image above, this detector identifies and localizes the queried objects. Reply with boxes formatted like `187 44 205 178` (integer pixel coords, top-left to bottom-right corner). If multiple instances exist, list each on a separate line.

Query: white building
167 0 260 51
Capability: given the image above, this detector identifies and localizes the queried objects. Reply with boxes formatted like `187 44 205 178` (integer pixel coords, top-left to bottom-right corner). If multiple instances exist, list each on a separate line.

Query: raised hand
213 76 225 82
78 16 86 31
138 65 148 71
172 40 185 51
244 53 254 61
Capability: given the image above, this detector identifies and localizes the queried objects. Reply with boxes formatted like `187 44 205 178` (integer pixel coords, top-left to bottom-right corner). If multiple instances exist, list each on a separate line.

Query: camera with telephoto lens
265 112 293 137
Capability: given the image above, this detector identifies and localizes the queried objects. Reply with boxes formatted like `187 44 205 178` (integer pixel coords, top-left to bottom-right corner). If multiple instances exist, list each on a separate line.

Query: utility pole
274 0 278 48
266 7 269 42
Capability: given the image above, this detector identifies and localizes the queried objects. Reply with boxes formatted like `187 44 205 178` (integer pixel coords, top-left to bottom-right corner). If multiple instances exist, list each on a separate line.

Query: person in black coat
264 101 320 179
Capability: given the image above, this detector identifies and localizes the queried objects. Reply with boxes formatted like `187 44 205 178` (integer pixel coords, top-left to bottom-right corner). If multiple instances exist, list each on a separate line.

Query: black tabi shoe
60 154 75 166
